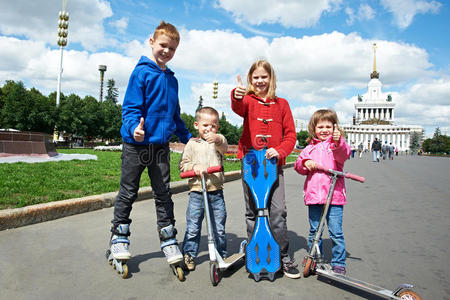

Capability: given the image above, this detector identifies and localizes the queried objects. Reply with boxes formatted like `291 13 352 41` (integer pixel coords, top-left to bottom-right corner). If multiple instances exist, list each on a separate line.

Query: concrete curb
0 163 294 231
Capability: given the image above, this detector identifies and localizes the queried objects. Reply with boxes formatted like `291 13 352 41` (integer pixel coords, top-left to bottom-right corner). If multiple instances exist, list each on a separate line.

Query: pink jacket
294 136 351 206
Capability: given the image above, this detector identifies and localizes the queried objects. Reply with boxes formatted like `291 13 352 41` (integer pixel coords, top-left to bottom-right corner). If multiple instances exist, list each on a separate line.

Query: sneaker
162 244 183 264
332 266 346 275
282 260 301 279
184 254 195 271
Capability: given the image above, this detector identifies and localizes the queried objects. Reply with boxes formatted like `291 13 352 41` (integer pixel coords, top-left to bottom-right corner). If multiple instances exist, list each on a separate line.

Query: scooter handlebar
315 164 365 183
180 165 223 179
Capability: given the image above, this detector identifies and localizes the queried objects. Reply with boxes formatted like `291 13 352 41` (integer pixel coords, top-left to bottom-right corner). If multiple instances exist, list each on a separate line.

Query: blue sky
0 0 449 137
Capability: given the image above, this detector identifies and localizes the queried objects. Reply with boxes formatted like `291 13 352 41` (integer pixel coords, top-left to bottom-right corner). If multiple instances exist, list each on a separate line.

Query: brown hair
153 21 180 42
307 109 345 142
246 60 277 99
195 106 219 121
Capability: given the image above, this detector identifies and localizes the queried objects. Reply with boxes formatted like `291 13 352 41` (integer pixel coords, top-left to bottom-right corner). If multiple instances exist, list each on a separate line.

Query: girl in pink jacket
294 109 350 275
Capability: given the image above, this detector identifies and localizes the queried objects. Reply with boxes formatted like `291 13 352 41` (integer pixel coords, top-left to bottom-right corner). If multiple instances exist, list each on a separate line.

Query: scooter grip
345 172 365 183
180 166 223 178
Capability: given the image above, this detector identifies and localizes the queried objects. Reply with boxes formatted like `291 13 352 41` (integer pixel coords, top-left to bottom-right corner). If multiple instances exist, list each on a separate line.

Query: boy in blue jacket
109 21 192 267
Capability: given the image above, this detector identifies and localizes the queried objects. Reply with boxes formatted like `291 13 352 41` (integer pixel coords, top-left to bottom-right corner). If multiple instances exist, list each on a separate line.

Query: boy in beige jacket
179 107 228 271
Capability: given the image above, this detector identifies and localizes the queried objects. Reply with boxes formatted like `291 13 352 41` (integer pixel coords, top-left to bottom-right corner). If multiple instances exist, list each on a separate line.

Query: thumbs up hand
333 124 341 145
233 75 246 100
134 117 145 142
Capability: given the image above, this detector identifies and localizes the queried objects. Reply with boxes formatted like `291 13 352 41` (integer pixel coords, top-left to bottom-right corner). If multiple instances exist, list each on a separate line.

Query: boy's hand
134 117 145 142
304 159 316 171
193 164 206 176
234 75 246 100
265 148 280 159
333 124 341 145
204 132 220 144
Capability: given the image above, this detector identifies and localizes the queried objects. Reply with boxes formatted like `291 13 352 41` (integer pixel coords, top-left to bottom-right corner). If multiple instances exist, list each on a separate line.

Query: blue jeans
372 150 380 162
308 205 346 267
182 190 227 258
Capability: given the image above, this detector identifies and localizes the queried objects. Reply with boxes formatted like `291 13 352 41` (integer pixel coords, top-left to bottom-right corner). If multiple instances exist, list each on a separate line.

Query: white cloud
109 17 129 34
380 0 442 29
345 4 375 25
0 24 447 135
0 0 114 51
217 0 342 28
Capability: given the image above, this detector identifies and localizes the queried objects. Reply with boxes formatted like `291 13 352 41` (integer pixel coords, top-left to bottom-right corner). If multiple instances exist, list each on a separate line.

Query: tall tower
370 43 379 79
98 65 107 102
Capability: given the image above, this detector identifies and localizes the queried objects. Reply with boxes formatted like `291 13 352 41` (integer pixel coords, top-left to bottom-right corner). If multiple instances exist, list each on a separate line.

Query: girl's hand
133 117 145 142
304 159 316 171
333 124 341 146
234 75 246 100
265 148 280 159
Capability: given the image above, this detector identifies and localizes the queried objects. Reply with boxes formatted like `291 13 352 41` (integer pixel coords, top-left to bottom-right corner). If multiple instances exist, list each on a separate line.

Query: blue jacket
120 56 192 144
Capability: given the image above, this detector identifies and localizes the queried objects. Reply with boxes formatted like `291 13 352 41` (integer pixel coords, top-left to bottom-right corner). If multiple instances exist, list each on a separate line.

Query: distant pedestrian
395 146 399 156
389 143 394 160
371 138 381 162
350 142 356 158
358 142 364 158
382 141 388 160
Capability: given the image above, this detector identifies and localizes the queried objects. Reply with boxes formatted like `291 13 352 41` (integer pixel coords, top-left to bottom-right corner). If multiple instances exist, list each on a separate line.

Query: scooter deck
243 148 281 280
223 252 245 264
315 267 403 299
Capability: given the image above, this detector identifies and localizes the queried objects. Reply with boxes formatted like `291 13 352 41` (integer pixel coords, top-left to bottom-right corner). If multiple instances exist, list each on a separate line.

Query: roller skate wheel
121 264 128 279
176 266 184 281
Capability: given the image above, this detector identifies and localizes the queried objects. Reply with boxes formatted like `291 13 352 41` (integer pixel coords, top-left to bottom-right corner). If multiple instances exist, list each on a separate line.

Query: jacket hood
136 56 174 75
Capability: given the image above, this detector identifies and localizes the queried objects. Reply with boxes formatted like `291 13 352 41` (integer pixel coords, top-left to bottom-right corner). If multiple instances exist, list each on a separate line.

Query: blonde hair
246 60 277 99
307 109 345 142
195 106 219 121
153 21 180 43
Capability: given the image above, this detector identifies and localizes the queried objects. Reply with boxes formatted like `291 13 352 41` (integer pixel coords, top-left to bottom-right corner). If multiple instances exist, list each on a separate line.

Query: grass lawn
0 149 297 209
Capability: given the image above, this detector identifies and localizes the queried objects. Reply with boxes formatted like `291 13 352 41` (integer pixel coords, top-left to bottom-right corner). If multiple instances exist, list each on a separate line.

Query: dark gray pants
242 168 291 262
112 143 175 235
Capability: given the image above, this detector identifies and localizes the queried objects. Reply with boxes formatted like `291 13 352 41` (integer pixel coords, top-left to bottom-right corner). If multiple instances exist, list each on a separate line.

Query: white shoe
162 244 183 264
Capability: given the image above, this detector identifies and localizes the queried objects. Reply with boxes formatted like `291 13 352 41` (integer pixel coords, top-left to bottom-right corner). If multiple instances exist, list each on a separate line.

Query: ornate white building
342 44 423 151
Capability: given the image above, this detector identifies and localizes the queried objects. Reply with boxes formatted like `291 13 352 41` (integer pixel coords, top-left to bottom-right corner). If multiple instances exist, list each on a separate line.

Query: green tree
296 130 309 148
105 79 119 104
410 132 421 153
422 127 450 154
0 81 31 131
80 96 103 139
101 101 122 140
56 93 83 139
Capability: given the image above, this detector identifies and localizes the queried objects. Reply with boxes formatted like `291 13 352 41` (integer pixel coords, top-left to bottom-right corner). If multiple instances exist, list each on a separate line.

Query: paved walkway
0 154 449 299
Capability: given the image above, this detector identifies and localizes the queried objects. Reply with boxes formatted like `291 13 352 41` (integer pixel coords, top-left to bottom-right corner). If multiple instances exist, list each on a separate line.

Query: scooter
242 148 281 282
302 164 422 300
180 166 246 286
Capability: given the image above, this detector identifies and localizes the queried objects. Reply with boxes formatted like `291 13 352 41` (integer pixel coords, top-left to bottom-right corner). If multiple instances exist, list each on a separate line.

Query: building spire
370 43 379 79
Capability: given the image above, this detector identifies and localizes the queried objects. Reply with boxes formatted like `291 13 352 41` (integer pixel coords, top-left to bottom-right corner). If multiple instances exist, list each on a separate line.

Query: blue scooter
242 148 281 281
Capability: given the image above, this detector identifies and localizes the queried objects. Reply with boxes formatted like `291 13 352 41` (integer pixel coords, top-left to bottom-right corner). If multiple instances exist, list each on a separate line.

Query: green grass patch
0 149 297 209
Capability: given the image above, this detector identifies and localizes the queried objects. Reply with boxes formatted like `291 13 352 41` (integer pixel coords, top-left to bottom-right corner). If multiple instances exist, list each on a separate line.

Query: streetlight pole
54 0 69 142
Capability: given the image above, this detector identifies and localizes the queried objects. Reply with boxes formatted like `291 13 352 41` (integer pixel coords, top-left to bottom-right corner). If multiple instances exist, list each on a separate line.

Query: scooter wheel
176 266 184 281
303 257 314 278
210 263 220 286
396 289 422 300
